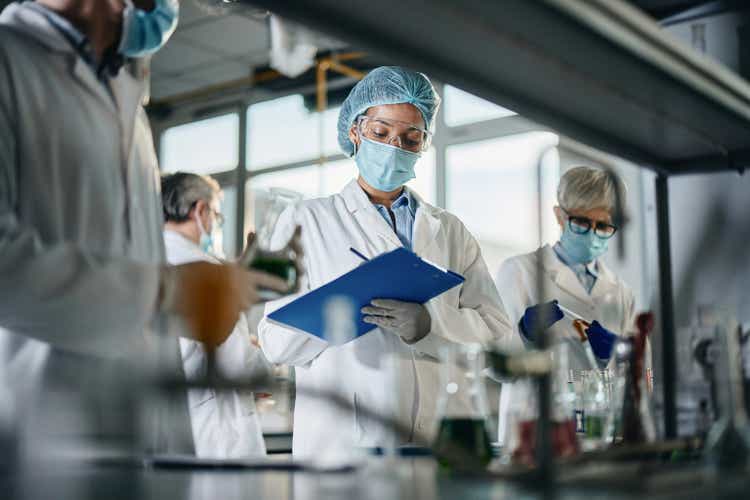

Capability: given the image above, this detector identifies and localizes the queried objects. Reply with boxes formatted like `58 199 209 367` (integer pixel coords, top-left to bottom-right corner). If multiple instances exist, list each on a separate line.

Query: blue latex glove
586 321 617 361
520 300 564 342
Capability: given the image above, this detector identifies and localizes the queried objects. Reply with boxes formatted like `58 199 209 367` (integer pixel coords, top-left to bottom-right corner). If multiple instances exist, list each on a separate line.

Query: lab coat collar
1 3 122 114
111 66 147 153
163 230 219 264
341 179 375 214
341 179 443 252
539 244 586 302
0 3 73 54
341 179 442 217
341 179 403 248
408 188 442 257
538 243 617 304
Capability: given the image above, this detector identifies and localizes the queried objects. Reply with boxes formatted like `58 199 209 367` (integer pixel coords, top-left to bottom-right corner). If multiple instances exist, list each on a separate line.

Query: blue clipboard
267 247 465 343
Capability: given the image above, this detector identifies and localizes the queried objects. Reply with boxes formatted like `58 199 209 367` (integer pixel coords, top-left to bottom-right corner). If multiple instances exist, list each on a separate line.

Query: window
219 185 237 258
443 85 515 127
247 95 341 170
160 113 239 174
445 132 560 274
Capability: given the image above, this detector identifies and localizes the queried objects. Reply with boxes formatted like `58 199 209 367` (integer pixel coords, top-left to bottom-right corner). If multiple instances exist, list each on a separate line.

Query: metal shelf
239 0 750 175
240 0 750 467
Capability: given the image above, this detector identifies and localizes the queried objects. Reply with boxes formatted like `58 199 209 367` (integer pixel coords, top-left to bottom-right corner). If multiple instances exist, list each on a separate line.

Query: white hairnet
337 66 441 157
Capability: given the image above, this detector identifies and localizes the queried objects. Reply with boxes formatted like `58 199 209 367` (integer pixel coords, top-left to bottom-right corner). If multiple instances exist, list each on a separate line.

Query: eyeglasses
211 209 225 228
561 207 617 239
356 115 432 153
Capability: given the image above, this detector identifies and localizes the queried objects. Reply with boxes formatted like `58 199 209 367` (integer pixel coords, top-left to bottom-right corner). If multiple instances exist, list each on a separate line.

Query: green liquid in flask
434 418 493 470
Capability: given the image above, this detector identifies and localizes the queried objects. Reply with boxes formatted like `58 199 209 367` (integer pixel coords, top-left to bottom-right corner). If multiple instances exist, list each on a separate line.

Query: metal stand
655 175 677 439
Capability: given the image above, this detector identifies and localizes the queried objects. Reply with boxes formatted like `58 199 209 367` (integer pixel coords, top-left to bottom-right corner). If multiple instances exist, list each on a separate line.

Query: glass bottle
240 187 303 300
433 343 493 471
612 314 656 446
550 343 579 458
572 370 584 436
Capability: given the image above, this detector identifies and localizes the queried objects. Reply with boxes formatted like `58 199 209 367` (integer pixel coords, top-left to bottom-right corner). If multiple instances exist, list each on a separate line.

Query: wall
663 172 750 329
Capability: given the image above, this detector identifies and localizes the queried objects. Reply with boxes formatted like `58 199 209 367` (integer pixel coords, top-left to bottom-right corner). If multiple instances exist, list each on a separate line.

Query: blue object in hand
586 321 617 361
520 300 564 342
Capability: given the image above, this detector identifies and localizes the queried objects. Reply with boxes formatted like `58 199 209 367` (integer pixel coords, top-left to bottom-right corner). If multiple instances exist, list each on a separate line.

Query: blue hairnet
337 66 441 157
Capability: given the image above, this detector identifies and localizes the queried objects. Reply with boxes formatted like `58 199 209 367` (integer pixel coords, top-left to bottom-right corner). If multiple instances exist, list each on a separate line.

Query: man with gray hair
162 172 224 257
494 166 640 446
161 172 275 458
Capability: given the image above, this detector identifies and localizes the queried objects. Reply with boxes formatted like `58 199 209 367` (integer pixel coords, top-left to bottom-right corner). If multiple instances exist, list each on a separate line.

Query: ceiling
149 1 271 100
0 0 741 104
148 0 737 103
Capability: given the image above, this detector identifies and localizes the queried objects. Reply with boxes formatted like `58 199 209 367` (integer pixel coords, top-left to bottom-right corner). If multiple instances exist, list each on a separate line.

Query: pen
557 303 588 323
349 247 370 262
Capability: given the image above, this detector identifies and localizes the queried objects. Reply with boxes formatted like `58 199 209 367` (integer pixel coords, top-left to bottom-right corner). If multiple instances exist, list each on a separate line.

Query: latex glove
160 262 289 349
585 321 617 362
361 299 431 344
519 300 564 342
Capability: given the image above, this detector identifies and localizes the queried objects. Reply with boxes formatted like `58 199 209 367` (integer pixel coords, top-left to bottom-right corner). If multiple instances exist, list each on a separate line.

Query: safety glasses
356 115 432 153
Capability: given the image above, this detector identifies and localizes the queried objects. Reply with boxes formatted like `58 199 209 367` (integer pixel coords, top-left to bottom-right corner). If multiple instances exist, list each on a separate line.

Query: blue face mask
354 137 420 192
559 226 609 264
119 0 179 58
196 214 215 255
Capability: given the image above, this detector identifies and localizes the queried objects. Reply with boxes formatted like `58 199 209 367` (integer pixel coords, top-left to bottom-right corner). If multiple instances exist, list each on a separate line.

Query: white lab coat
258 179 513 458
493 244 638 444
0 4 192 453
164 230 271 457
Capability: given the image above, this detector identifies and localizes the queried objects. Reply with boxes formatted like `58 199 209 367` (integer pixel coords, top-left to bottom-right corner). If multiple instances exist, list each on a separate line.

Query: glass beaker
606 340 629 444
508 343 579 467
433 343 493 470
241 187 303 300
581 371 609 451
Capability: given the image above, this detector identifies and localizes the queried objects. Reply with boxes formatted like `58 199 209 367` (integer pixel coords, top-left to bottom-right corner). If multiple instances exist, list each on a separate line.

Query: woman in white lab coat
494 166 642 445
162 173 274 458
258 67 514 458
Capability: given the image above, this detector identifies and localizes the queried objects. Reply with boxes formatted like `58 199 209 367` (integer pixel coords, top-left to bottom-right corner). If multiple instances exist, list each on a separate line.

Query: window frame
155 83 552 256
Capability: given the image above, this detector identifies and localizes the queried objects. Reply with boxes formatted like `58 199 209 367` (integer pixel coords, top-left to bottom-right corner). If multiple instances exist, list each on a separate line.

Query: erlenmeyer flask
433 343 493 470
241 187 303 300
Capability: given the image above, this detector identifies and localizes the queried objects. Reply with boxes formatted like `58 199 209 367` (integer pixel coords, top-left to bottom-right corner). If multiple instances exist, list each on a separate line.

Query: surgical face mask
119 0 179 58
559 225 609 264
195 213 216 255
354 137 421 192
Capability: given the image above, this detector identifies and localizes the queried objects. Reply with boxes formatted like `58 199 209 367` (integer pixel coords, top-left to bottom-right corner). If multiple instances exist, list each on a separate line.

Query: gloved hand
520 300 564 342
361 299 431 344
585 321 617 362
160 262 289 349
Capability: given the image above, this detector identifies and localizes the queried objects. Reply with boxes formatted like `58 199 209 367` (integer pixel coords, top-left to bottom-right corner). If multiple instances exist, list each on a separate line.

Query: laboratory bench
4 453 750 500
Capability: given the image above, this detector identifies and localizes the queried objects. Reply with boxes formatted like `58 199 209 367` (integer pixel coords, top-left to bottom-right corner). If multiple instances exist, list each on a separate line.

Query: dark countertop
5 455 750 500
